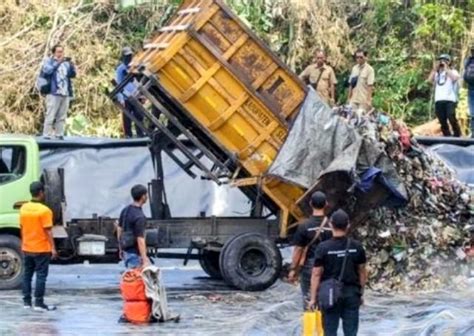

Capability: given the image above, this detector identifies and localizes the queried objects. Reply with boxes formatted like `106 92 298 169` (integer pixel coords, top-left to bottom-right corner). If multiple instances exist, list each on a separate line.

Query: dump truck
0 0 310 291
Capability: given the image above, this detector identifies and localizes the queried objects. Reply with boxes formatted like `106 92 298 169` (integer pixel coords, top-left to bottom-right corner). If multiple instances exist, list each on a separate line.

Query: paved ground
1 260 473 336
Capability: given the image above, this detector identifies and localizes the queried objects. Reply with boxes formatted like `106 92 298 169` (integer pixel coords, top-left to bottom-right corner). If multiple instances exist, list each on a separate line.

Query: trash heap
335 106 474 292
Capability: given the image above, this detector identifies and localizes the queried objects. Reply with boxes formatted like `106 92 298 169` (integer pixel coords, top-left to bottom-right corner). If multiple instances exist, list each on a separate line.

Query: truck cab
0 135 41 289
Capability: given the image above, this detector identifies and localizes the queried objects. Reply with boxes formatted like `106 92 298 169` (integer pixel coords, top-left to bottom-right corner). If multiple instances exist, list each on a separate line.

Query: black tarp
39 137 250 220
427 144 474 185
268 88 408 213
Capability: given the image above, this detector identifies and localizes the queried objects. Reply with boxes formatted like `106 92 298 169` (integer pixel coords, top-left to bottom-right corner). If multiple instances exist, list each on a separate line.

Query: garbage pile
335 105 474 292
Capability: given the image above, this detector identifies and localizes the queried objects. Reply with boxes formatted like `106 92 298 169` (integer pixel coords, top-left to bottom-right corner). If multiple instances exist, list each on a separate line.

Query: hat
330 209 349 229
438 54 451 62
30 181 44 196
122 47 133 56
310 191 327 209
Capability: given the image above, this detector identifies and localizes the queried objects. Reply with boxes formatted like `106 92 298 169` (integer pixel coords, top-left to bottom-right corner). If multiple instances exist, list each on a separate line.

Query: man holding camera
41 44 76 139
428 54 461 137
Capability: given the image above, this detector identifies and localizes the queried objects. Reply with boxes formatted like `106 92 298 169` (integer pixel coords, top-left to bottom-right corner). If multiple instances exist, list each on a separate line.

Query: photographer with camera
39 44 76 139
428 54 461 137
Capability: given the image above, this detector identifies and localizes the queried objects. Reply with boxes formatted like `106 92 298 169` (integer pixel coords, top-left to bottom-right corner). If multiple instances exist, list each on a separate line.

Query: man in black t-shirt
308 209 367 336
117 184 150 269
288 191 332 308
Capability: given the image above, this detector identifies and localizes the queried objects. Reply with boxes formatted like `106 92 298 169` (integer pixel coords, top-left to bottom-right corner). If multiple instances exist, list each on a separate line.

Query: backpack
464 58 474 85
35 70 52 95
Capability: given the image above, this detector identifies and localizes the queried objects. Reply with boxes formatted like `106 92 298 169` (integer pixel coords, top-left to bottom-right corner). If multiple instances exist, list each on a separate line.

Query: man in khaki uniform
348 49 375 112
300 50 337 105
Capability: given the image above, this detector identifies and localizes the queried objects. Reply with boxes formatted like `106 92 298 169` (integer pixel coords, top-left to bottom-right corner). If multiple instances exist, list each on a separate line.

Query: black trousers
123 100 144 138
435 101 461 137
322 294 360 336
22 252 51 305
300 266 312 309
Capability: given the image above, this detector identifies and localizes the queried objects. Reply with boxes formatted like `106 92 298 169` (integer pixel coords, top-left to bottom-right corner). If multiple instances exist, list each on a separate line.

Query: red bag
120 269 148 302
123 301 151 324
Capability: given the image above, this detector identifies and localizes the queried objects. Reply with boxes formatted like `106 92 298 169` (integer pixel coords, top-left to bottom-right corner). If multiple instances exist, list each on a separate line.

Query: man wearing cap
300 50 338 106
308 209 367 336
288 191 332 308
115 47 144 138
428 54 461 137
20 182 58 311
463 46 474 137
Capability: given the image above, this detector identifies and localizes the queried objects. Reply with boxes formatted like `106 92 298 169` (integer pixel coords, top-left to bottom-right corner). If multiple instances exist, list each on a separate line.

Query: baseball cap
438 54 451 62
310 191 327 209
30 181 45 196
330 209 349 229
122 47 133 56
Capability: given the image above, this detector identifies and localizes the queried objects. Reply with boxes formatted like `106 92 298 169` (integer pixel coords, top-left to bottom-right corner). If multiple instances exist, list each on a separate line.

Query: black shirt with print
313 237 366 294
292 215 332 269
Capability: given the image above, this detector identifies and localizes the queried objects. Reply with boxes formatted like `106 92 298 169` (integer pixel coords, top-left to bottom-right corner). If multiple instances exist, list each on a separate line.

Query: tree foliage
0 0 472 135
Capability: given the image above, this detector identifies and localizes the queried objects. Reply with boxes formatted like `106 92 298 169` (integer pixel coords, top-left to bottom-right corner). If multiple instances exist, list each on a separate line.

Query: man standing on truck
288 191 332 308
115 47 144 138
348 49 375 112
308 209 367 336
300 50 338 106
40 44 76 139
117 184 150 268
20 181 58 311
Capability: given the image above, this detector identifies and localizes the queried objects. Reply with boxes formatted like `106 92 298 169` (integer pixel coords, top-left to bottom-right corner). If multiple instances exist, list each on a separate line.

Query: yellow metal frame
131 0 307 237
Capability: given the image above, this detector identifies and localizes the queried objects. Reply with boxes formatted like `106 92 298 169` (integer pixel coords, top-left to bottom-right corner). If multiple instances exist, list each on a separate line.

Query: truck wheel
219 233 282 291
0 235 24 290
199 247 222 279
41 169 63 225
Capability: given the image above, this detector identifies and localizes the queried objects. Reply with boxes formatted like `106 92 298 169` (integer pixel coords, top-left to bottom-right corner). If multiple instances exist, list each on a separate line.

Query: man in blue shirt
41 44 76 139
115 47 144 138
464 46 474 137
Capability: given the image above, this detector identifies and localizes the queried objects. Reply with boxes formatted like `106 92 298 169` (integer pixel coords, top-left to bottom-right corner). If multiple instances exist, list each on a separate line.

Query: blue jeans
123 251 141 269
22 252 51 305
468 89 474 136
322 294 360 336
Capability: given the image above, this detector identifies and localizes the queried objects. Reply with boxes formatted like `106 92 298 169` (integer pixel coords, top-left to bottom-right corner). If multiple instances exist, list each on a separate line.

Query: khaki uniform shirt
349 63 375 107
300 64 337 104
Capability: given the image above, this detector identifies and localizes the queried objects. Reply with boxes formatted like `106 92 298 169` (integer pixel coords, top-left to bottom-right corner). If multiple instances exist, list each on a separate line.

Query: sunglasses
356 56 364 59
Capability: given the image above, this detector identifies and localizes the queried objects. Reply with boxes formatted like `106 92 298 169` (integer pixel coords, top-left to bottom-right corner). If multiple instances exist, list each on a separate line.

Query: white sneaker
33 303 56 311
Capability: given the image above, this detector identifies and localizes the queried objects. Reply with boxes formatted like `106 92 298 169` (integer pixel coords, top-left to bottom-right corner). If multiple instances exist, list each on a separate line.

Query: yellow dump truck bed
129 0 308 236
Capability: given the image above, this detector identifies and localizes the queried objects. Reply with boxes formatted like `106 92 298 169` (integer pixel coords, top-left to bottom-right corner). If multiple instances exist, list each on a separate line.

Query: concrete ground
0 260 473 336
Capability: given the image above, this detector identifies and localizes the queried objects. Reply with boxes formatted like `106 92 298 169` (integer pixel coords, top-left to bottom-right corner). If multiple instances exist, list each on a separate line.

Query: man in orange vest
20 181 58 311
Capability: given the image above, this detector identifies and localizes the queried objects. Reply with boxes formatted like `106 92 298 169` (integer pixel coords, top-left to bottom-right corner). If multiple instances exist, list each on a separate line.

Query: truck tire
219 233 282 291
41 169 63 225
0 235 24 290
199 247 222 279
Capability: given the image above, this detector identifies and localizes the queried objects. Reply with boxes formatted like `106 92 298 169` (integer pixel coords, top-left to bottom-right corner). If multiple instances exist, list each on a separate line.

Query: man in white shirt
428 54 461 137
